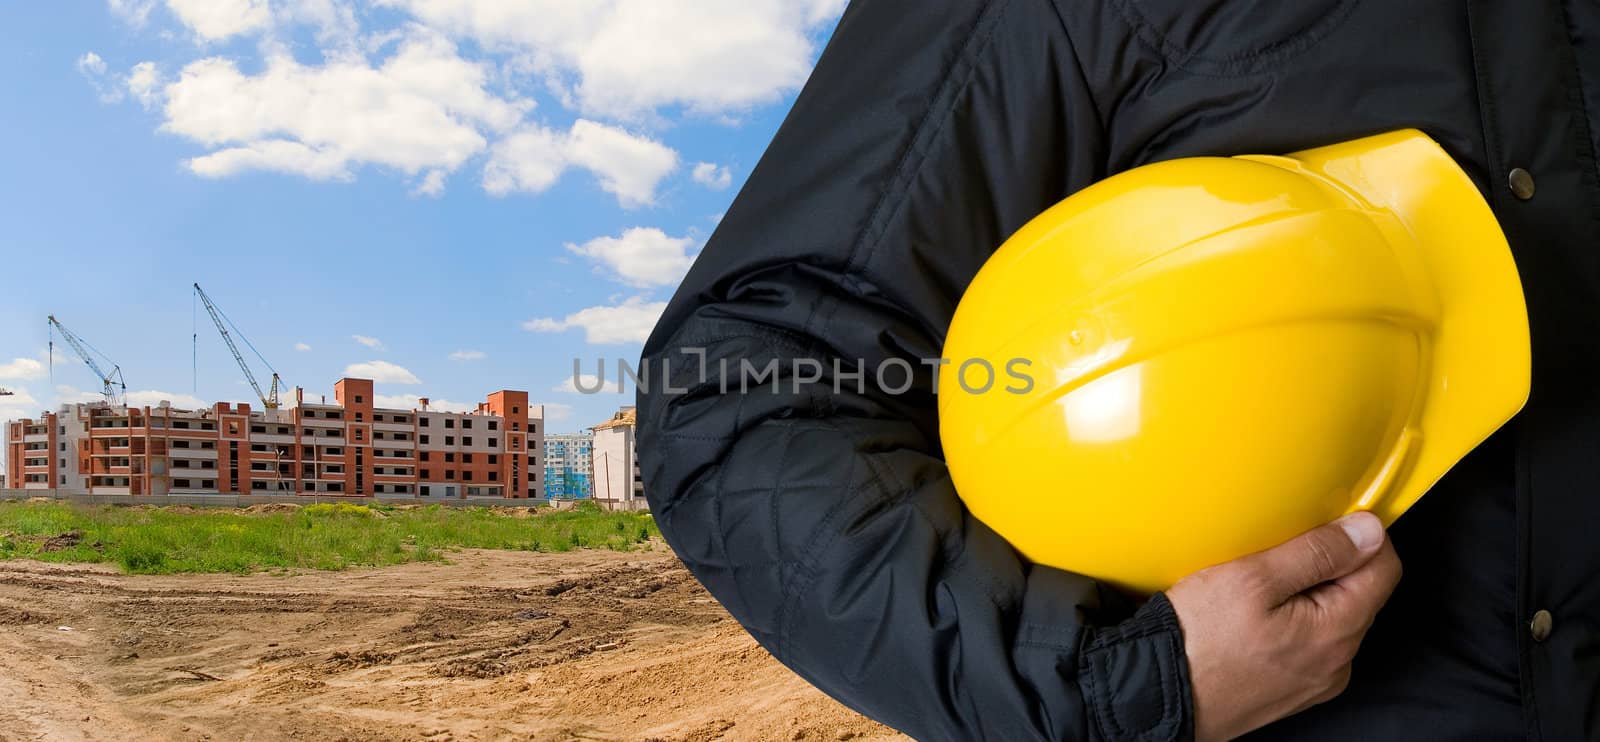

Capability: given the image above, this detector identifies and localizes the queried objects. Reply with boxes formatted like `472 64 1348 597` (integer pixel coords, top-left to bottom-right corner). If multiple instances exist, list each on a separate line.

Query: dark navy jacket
638 1 1600 739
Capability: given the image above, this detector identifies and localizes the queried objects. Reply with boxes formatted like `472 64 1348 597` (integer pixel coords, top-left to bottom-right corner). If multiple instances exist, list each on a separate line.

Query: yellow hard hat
938 130 1530 594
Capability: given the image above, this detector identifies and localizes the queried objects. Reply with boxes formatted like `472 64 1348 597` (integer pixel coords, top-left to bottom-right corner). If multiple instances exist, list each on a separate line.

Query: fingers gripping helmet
939 130 1531 594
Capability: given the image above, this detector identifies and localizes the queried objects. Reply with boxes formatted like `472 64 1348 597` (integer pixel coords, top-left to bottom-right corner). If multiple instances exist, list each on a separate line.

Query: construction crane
193 283 285 409
47 315 127 406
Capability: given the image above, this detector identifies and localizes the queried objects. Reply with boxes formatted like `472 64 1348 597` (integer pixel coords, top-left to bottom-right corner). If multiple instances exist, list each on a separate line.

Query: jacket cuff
1078 593 1194 742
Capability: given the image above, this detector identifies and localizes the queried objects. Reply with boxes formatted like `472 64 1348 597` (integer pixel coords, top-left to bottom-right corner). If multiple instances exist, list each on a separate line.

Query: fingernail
1339 511 1384 551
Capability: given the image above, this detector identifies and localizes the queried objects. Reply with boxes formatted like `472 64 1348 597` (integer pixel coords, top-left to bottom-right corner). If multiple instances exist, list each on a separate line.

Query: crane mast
46 315 126 406
193 283 283 410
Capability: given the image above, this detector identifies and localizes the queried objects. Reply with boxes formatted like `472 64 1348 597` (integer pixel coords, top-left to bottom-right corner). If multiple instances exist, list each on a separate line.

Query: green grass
0 501 660 575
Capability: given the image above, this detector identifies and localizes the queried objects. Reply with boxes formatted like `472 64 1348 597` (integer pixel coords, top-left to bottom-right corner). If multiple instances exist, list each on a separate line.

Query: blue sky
0 1 842 445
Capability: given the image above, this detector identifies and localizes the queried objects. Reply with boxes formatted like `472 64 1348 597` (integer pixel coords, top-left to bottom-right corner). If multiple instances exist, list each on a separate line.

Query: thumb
1240 511 1386 604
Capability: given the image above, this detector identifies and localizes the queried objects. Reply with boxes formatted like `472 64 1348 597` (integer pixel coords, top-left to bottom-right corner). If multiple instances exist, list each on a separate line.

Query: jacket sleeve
636 1 1193 740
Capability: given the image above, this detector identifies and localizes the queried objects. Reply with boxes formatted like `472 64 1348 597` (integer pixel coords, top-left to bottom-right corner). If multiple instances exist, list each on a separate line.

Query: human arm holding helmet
637 1 1399 740
1170 512 1402 741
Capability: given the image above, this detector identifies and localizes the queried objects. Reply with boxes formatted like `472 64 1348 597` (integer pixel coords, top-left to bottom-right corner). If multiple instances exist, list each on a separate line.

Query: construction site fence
0 489 649 511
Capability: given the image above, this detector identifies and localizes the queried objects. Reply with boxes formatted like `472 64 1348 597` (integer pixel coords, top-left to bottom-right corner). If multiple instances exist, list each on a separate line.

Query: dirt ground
0 545 906 742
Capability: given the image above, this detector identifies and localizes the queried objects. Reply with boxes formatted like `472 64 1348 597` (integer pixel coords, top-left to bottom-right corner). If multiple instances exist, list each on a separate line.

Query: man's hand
1167 512 1402 741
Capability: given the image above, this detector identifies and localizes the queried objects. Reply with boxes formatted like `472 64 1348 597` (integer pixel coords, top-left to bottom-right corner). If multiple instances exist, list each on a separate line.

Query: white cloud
554 374 623 395
126 62 162 110
692 162 733 190
162 29 530 183
352 334 385 350
187 139 350 180
294 342 312 352
165 0 273 42
566 227 697 288
805 0 849 25
279 0 360 45
147 28 676 207
543 403 573 423
125 389 210 409
482 125 566 195
107 0 158 28
78 52 124 104
373 393 475 413
379 0 843 119
483 119 677 207
412 169 448 197
80 55 164 111
115 0 358 46
0 358 46 381
0 387 43 418
78 52 108 77
93 0 837 203
52 385 100 404
344 360 421 384
564 119 677 207
523 296 665 345
449 349 486 361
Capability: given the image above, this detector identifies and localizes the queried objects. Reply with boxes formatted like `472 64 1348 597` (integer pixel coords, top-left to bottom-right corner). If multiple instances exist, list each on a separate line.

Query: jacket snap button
1530 610 1553 642
1509 168 1536 200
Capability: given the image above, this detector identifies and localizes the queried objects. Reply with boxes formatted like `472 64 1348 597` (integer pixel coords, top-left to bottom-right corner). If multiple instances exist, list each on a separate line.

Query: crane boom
47 315 126 406
193 283 282 409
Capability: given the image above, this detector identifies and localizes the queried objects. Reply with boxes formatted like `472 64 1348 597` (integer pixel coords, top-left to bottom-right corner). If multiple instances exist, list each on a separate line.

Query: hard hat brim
1276 130 1532 525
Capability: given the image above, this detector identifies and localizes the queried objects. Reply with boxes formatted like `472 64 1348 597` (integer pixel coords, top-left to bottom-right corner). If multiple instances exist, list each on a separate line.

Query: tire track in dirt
0 548 905 741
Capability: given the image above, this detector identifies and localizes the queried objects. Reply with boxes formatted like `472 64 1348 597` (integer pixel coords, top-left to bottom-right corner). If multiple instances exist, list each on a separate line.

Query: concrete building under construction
4 377 546 499
590 406 645 511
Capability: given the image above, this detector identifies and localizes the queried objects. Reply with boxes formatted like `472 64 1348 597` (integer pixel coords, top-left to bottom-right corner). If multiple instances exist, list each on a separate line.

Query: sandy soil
0 546 906 742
